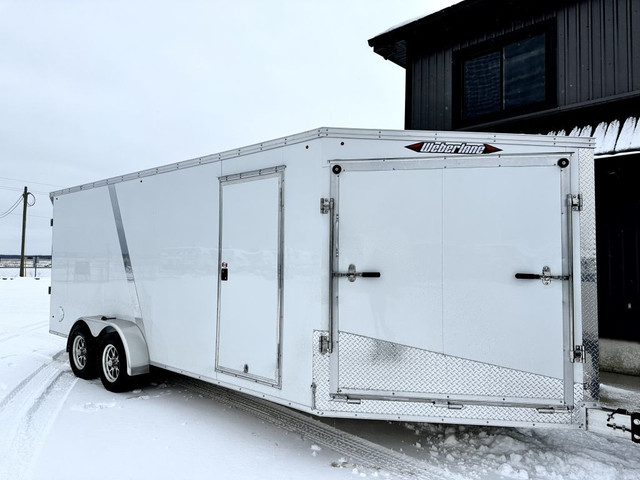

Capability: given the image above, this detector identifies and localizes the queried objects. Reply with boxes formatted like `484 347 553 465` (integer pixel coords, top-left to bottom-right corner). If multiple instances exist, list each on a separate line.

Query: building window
457 30 553 125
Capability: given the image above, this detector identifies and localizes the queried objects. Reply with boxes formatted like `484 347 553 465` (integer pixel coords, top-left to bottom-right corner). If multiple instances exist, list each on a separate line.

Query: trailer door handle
515 266 569 285
334 264 381 282
514 273 542 280
360 271 381 278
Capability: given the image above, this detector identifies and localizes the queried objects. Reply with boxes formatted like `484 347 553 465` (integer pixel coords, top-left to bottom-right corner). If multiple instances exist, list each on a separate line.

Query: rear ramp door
329 157 573 408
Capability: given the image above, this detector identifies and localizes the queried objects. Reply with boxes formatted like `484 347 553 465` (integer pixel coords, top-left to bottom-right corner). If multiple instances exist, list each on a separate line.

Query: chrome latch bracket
319 334 330 354
570 345 586 363
570 194 583 211
320 198 332 214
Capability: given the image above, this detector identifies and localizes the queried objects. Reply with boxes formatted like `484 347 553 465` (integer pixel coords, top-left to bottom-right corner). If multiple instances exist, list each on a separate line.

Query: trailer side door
216 167 284 387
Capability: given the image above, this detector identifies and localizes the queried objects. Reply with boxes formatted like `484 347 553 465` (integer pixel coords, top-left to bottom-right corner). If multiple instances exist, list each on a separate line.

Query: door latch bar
515 266 569 285
334 264 381 282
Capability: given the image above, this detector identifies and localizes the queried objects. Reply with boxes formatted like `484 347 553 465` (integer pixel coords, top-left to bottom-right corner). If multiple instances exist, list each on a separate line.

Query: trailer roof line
50 127 594 199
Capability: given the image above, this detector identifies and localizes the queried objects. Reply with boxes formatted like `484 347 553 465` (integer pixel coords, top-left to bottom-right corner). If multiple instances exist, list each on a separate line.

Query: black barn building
369 0 640 374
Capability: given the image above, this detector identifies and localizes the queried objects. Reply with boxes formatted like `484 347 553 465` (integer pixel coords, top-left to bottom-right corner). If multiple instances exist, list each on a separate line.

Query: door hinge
570 345 586 363
569 194 583 211
331 394 362 404
310 383 317 410
433 402 464 410
320 198 333 214
319 334 330 354
536 406 572 414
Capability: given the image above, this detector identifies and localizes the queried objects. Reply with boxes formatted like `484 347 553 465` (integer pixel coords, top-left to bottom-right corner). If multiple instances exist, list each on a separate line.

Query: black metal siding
596 153 640 342
557 0 639 104
406 0 640 130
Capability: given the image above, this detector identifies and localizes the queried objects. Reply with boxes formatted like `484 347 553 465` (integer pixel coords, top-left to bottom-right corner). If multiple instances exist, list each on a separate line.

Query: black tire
68 326 97 379
98 332 131 392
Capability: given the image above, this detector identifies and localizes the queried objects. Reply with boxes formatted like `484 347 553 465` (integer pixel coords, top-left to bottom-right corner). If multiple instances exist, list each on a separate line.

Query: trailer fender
74 316 150 376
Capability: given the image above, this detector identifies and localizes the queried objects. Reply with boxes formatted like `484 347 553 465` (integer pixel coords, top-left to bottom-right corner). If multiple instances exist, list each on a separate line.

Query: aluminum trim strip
108 185 145 332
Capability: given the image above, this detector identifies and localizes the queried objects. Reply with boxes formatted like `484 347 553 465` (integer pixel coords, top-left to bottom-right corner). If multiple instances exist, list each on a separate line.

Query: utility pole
19 186 28 277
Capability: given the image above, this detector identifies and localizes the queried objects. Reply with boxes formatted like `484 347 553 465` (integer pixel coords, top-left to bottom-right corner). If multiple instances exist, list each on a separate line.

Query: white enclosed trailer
50 127 617 432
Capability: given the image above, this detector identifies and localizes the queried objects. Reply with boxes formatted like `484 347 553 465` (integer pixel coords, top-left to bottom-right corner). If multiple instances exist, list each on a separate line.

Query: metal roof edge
324 127 595 149
50 127 331 198
368 1 472 45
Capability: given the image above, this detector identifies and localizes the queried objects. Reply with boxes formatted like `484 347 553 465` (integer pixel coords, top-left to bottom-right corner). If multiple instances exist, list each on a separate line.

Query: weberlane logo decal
405 142 502 155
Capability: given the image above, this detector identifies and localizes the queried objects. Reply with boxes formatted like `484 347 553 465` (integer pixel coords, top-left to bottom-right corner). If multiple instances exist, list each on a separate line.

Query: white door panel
337 169 443 352
217 171 283 386
442 167 564 378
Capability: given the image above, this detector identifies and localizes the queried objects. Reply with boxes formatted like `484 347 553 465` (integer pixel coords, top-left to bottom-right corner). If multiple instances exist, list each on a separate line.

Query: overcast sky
0 0 458 255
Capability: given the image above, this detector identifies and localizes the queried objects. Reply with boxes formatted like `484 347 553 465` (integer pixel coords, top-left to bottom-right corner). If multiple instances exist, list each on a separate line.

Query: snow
548 117 640 155
376 1 465 36
593 122 609 154
615 117 638 152
602 120 621 154
2 278 640 480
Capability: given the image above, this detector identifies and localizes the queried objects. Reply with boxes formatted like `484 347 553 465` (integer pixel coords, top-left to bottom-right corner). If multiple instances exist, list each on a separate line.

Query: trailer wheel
68 326 97 379
98 332 131 392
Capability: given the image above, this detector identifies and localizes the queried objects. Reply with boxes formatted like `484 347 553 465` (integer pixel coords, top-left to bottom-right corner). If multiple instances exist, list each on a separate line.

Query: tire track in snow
177 376 466 480
0 351 77 480
0 320 48 344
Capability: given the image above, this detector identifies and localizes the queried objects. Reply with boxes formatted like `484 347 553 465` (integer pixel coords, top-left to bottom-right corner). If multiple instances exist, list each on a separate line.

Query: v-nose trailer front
48 127 638 442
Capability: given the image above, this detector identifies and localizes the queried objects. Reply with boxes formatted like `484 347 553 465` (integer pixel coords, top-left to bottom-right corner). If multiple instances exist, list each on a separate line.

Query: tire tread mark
177 377 466 480
0 351 76 480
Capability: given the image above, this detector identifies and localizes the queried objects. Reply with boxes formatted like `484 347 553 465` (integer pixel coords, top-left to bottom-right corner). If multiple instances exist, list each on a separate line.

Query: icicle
627 117 640 151
579 125 593 137
614 117 637 152
602 120 620 154
593 122 608 154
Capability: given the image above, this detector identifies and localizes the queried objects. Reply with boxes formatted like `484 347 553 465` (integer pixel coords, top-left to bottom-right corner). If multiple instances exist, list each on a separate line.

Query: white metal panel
113 164 220 374
442 165 564 378
217 173 283 385
337 169 444 351
50 187 131 336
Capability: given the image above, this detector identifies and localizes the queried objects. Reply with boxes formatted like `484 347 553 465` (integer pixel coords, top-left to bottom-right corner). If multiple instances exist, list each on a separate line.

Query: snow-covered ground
1 278 639 480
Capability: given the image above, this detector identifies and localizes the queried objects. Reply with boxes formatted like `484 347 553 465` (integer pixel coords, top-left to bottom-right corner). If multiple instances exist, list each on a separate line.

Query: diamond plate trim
312 331 578 426
578 147 599 403
338 332 564 400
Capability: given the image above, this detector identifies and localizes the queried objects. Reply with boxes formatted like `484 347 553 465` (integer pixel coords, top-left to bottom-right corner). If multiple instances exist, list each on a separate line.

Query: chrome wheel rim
102 344 120 383
72 335 87 370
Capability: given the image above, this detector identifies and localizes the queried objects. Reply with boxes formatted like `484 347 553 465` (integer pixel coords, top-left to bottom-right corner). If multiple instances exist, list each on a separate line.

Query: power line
4 211 50 219
0 176 62 188
0 185 50 195
0 194 23 219
0 192 36 220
